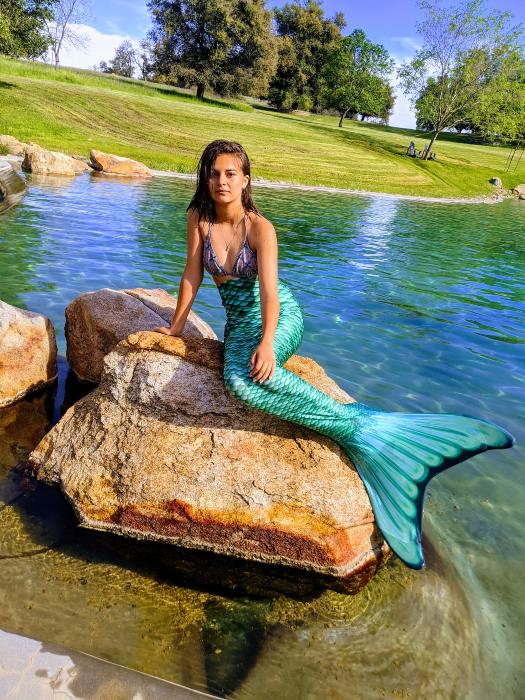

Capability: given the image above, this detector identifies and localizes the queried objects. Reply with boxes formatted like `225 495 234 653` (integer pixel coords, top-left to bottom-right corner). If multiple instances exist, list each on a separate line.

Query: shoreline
1 155 511 205
150 168 508 205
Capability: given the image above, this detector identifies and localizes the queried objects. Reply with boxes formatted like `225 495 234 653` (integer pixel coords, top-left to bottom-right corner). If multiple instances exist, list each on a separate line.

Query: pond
0 171 523 699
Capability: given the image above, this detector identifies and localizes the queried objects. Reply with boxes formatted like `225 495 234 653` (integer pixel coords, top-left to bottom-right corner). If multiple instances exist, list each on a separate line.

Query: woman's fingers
252 360 274 382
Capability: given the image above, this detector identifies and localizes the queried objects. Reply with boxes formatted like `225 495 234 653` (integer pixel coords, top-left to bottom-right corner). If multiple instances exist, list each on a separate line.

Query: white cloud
389 36 422 54
48 22 141 70
390 89 416 129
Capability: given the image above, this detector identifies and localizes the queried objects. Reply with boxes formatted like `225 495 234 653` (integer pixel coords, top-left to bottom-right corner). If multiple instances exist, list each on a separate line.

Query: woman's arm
249 217 280 383
153 208 204 336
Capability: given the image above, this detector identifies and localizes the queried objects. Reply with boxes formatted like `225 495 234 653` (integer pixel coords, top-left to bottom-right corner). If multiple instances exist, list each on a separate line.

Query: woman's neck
214 201 245 225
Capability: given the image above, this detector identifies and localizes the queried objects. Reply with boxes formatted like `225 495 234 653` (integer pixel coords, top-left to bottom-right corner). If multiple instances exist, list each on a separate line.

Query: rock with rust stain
65 287 218 383
89 149 151 177
0 300 57 407
29 331 389 591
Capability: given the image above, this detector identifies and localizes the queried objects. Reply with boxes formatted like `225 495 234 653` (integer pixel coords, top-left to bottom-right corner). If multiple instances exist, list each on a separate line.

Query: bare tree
45 0 92 68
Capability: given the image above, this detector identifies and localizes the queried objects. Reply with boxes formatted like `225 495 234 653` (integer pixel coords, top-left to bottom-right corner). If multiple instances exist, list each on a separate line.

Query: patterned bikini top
203 213 258 278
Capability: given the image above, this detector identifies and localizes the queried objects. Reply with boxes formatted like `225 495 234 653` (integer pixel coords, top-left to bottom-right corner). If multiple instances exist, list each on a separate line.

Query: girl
153 139 514 570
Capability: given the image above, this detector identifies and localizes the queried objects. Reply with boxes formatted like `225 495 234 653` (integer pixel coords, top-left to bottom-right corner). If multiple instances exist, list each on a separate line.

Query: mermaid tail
219 278 515 569
340 405 514 567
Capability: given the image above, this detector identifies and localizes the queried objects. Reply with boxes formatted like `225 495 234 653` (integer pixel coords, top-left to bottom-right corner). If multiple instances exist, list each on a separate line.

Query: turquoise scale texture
218 276 515 569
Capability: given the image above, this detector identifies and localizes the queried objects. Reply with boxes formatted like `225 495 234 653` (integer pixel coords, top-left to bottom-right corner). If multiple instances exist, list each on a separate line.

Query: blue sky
61 0 525 128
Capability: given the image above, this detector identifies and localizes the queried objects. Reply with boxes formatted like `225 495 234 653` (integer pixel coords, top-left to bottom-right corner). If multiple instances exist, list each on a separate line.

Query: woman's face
208 153 249 207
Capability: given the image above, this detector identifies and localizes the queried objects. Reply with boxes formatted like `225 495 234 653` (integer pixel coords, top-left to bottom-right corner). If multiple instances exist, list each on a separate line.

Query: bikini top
202 213 258 278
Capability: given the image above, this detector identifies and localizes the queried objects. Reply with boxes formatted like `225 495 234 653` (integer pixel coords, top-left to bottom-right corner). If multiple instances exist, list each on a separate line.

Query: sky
56 0 525 129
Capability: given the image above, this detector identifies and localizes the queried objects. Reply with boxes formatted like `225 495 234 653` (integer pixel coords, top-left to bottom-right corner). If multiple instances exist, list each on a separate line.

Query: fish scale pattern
218 276 515 569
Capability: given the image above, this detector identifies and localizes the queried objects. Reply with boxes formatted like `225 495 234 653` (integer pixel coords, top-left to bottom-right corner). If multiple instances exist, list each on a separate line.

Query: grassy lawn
1 56 524 198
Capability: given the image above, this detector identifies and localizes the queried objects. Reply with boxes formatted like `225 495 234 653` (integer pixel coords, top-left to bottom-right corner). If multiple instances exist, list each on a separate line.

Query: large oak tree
146 0 277 99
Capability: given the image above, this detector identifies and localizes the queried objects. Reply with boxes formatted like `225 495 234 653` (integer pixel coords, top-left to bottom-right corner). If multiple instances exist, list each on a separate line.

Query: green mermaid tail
218 277 515 569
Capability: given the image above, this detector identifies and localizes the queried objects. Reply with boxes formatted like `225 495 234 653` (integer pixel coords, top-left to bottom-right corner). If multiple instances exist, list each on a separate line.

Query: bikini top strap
242 213 248 246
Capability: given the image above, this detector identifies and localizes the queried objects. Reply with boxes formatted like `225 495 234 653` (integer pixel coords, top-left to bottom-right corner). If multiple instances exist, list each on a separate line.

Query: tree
474 48 525 144
44 0 91 67
109 39 136 78
146 0 276 100
399 0 523 159
268 0 345 112
0 0 55 58
359 78 395 123
93 59 111 73
321 29 394 126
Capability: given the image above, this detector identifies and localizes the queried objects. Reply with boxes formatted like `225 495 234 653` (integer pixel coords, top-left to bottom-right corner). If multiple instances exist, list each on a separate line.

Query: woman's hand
152 326 178 336
249 340 276 383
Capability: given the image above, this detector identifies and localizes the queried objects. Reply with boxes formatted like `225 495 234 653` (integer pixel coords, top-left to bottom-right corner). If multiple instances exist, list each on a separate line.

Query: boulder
22 143 87 176
0 161 26 213
513 184 525 196
0 300 57 407
29 332 389 591
0 135 27 156
89 150 151 177
65 287 218 383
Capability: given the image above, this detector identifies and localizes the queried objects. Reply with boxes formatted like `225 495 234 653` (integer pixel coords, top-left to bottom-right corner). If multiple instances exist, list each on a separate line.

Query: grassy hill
1 56 524 199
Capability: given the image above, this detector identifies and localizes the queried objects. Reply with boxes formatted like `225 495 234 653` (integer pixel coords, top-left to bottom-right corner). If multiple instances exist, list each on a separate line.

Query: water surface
0 172 523 699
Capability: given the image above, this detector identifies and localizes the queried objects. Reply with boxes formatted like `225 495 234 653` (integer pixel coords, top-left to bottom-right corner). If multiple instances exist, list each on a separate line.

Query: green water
0 172 523 699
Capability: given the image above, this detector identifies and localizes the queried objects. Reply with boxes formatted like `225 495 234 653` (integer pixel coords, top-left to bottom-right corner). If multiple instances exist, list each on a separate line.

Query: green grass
1 56 524 198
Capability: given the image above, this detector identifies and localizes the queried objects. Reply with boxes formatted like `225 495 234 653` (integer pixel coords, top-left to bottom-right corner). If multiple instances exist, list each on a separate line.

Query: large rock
65 287 218 383
0 300 57 407
513 184 525 196
89 149 151 177
0 135 27 156
29 332 389 591
0 161 26 213
22 143 88 176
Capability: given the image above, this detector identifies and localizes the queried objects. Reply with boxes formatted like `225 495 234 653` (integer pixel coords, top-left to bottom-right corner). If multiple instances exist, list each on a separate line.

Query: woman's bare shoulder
247 211 276 238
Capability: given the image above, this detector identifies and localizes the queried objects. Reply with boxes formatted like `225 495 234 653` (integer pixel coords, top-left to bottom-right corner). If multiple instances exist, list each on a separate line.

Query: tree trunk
196 83 205 100
423 130 440 160
338 108 350 128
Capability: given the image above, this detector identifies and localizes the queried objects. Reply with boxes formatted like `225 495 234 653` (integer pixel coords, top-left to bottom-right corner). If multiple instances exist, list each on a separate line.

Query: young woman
153 139 514 570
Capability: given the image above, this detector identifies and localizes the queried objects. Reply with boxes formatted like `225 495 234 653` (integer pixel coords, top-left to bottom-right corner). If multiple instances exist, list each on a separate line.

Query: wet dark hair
186 140 261 222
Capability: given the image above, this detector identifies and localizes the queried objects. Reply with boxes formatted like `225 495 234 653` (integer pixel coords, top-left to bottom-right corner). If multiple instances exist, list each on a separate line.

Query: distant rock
489 177 502 187
89 149 152 177
22 143 89 176
65 287 217 383
0 300 57 407
29 331 389 591
0 135 26 156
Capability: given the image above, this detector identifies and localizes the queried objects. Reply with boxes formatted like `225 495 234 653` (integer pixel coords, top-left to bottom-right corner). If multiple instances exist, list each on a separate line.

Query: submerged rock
65 287 218 383
89 149 152 177
0 300 57 407
0 161 26 213
29 331 389 591
22 143 89 176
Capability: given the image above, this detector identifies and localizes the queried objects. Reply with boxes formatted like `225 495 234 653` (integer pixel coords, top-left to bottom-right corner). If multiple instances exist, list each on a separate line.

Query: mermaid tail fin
342 405 515 569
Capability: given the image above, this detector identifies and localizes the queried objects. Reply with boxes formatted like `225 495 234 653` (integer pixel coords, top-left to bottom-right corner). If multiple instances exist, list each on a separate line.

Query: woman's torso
201 211 258 285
